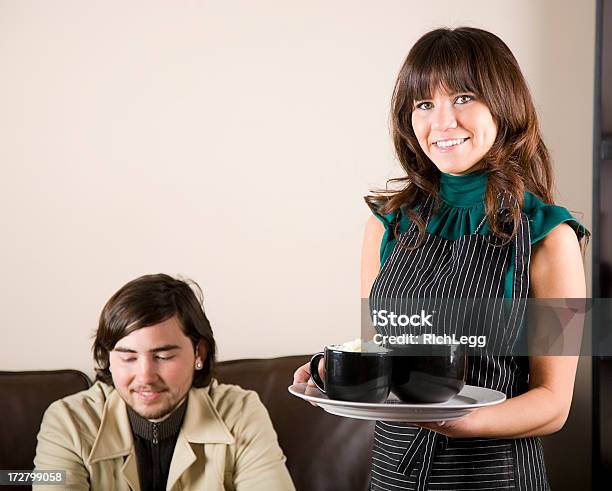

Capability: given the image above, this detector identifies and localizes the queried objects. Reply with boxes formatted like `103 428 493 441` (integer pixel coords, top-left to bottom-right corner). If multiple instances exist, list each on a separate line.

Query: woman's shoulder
365 198 401 228
365 197 413 235
522 191 588 245
364 198 410 266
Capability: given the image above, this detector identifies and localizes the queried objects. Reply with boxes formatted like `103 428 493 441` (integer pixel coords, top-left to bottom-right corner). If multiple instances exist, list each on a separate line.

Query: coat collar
88 381 235 490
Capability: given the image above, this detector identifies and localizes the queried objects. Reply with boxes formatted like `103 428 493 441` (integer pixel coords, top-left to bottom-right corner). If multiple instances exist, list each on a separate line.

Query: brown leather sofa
0 355 588 490
0 355 374 491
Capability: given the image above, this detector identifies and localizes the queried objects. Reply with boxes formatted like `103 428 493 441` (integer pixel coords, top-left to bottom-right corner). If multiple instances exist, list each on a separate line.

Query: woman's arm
361 216 384 298
419 222 585 438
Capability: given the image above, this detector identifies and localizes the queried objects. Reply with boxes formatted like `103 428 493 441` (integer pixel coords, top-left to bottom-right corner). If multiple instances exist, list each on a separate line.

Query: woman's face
411 87 497 175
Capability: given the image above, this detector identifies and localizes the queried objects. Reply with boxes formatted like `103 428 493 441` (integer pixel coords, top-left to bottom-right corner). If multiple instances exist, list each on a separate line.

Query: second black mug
386 342 467 403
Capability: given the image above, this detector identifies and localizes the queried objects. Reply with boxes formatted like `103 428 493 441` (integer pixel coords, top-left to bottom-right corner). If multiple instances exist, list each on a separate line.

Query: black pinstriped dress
368 191 550 491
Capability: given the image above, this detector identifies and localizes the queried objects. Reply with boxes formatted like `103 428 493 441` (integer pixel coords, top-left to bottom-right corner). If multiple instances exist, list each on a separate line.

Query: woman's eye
121 358 136 363
415 101 433 110
455 95 474 104
156 355 175 361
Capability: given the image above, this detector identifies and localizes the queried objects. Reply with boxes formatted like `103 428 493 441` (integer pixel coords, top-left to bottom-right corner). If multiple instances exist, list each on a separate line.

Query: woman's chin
432 160 482 176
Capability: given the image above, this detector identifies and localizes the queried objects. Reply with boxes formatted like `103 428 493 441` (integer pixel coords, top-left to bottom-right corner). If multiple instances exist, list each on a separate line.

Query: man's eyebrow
150 345 181 353
114 347 137 353
113 345 182 354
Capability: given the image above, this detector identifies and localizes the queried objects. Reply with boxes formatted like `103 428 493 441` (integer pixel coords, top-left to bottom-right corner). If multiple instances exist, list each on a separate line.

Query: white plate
288 383 506 422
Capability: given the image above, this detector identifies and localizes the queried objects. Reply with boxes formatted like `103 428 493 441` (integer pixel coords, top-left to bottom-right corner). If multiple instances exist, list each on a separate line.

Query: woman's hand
293 359 326 386
293 361 311 385
293 360 325 406
415 411 481 438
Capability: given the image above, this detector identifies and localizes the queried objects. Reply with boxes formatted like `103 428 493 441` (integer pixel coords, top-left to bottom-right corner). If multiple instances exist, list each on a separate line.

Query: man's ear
195 340 208 368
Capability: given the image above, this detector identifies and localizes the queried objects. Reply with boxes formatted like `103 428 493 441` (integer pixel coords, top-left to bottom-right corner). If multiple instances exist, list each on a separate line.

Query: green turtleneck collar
438 171 488 208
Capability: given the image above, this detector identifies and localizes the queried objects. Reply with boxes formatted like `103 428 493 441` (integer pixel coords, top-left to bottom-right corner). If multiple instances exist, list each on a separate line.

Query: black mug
309 345 391 403
387 342 467 403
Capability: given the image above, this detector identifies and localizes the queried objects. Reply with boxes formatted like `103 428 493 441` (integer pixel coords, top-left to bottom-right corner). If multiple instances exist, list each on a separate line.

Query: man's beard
132 399 175 420
127 385 178 421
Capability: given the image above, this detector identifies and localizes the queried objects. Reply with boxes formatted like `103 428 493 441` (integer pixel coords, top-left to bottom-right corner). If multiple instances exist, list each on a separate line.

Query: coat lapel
166 386 234 490
166 433 197 490
88 388 140 491
120 452 141 491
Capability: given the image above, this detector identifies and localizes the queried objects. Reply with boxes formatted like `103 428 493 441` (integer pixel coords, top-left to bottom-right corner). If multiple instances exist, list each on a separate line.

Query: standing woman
361 27 587 490
295 27 588 490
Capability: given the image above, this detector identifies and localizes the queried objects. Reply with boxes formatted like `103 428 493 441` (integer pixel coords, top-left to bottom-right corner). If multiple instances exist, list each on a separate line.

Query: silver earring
195 361 203 369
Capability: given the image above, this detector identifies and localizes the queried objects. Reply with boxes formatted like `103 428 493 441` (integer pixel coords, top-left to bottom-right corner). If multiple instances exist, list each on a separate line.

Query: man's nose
431 104 458 131
135 357 158 384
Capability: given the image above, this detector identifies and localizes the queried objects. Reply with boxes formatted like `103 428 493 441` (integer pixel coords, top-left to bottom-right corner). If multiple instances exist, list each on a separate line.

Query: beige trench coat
34 380 295 491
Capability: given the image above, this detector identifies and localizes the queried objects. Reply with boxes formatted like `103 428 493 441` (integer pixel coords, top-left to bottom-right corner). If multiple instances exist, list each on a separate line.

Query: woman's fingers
292 361 322 406
292 362 311 384
293 358 326 385
316 358 325 380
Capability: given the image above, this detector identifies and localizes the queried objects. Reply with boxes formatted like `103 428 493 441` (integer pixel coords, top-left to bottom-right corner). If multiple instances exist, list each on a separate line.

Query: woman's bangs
408 45 480 102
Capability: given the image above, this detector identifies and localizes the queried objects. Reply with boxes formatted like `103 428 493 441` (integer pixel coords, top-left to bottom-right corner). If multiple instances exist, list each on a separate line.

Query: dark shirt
127 400 187 491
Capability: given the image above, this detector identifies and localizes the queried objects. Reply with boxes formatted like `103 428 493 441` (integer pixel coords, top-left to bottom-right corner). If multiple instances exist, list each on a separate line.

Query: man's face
109 316 205 420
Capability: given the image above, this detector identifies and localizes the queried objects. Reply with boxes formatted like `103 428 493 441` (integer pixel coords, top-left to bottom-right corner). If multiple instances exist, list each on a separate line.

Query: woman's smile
432 137 470 152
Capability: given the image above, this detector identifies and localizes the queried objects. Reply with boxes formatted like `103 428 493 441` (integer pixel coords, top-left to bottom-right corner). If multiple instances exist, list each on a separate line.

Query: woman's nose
431 104 458 131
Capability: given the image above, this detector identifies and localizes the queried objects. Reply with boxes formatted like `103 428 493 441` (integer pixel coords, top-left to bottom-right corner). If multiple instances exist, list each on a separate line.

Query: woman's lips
433 137 469 152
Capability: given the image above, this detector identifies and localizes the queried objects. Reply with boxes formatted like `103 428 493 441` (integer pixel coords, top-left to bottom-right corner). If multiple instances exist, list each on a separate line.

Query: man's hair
93 273 216 388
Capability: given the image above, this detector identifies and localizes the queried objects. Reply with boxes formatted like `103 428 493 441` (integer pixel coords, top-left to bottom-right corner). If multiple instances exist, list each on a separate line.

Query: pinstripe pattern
369 200 549 490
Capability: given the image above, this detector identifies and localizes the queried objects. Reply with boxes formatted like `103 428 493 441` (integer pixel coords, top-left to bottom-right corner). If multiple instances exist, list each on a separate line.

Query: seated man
34 274 295 491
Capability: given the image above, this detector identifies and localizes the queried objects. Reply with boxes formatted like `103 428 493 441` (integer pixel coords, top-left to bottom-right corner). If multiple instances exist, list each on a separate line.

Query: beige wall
0 0 594 379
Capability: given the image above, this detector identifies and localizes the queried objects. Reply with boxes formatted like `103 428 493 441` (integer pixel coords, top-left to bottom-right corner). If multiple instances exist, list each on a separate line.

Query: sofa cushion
216 355 374 491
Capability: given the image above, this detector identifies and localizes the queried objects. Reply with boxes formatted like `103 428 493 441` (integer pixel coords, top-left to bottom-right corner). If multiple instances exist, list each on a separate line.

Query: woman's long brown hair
366 27 569 247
